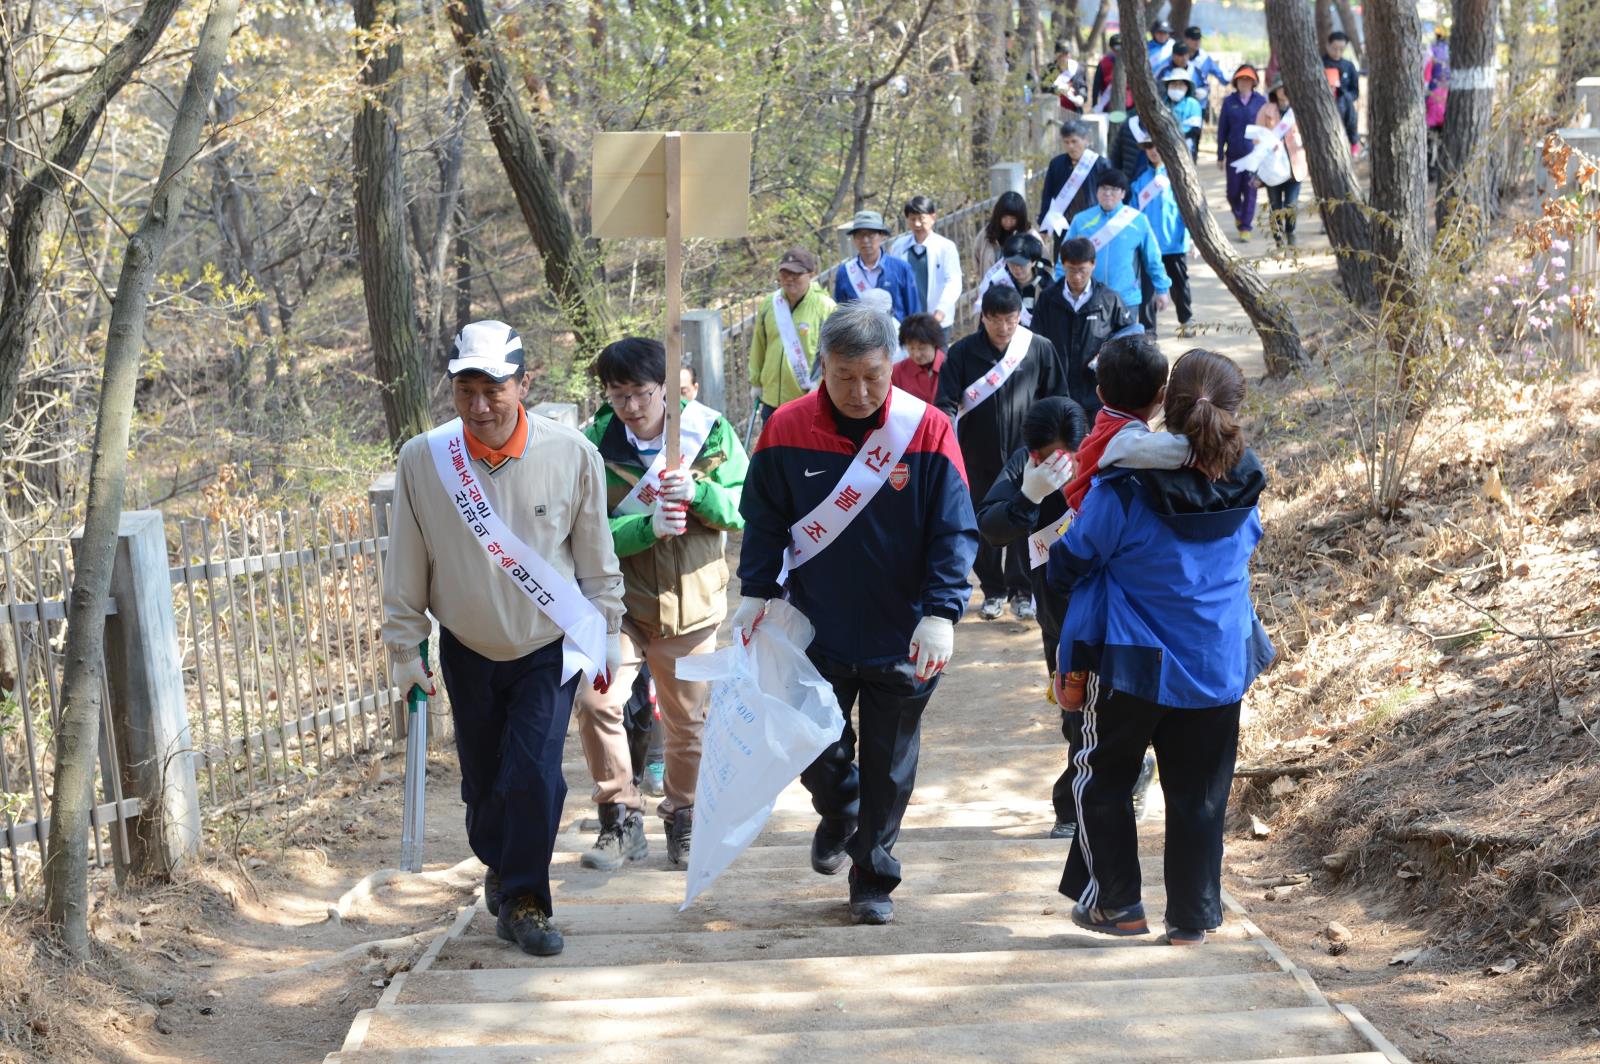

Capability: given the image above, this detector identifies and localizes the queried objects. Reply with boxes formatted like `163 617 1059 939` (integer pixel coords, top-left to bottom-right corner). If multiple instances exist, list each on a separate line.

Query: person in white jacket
889 195 962 331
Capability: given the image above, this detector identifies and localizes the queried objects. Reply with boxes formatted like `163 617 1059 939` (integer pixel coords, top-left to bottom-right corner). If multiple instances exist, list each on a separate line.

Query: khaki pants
574 618 717 820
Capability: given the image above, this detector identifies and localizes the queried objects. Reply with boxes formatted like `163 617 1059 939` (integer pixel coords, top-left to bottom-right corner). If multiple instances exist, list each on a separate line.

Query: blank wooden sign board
593 131 751 464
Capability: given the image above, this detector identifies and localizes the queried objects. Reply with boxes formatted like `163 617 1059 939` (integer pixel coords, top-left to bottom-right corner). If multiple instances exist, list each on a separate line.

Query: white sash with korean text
771 291 815 390
1043 149 1100 234
1027 511 1074 569
958 326 1035 419
428 420 607 683
785 389 926 572
1136 171 1170 212
844 257 873 296
611 400 721 517
1088 206 1140 251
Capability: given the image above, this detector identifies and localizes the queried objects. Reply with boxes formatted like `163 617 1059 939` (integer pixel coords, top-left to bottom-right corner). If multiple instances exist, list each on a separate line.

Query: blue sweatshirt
1047 451 1275 708
1132 166 1190 256
1217 90 1265 162
832 254 924 322
738 387 977 665
1064 204 1170 309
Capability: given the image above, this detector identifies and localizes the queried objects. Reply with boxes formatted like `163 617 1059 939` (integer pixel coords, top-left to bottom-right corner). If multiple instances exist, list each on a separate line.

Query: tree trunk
1316 0 1335 54
1365 0 1429 321
1018 0 1041 76
1263 0 1377 304
0 0 184 427
352 0 433 449
42 0 239 958
1559 1 1600 105
972 0 1009 172
1078 0 1112 53
1168 0 1194 36
1334 0 1366 59
1435 0 1498 244
1052 0 1078 51
1117 0 1307 374
446 0 613 355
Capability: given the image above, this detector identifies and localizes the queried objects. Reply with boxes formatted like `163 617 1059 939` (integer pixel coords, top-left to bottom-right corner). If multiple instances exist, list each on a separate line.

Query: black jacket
976 445 1075 663
1039 151 1116 222
935 327 1066 494
1029 279 1136 420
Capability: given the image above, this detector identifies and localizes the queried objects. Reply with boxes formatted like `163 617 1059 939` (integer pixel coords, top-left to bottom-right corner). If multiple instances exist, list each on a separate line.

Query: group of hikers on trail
375 19 1323 959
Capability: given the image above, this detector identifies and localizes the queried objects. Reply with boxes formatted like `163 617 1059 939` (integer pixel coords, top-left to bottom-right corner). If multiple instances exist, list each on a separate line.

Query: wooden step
353 970 1321 1049
547 835 1071 870
329 1005 1376 1062
390 939 1285 1004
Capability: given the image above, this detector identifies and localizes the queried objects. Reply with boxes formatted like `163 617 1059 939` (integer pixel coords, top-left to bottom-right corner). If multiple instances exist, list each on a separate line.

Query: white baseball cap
448 320 525 381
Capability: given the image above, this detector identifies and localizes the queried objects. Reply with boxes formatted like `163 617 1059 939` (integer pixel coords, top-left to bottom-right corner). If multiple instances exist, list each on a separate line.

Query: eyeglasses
604 385 660 409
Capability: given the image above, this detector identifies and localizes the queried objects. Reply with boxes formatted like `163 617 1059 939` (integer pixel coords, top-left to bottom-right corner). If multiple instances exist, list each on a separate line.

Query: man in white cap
832 209 923 323
382 320 625 958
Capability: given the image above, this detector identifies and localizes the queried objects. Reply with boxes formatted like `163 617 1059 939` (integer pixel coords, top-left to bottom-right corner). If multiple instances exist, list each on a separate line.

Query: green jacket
748 283 836 408
584 403 747 637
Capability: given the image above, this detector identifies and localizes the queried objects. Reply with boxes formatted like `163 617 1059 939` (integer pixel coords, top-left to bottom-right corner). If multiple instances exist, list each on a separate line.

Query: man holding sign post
382 320 626 958
575 338 747 873
735 302 978 926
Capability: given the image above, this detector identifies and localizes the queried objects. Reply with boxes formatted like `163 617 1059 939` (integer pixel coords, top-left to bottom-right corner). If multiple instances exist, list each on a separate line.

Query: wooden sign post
593 131 751 465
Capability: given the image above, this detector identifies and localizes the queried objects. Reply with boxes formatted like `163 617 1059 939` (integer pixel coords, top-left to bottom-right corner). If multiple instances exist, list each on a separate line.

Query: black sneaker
580 803 649 871
810 817 856 876
848 866 894 925
483 866 502 916
1131 752 1157 821
1049 820 1077 840
666 806 693 867
495 896 563 956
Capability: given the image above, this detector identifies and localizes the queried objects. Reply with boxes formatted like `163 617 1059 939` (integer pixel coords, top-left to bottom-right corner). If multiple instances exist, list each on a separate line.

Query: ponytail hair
1165 349 1246 480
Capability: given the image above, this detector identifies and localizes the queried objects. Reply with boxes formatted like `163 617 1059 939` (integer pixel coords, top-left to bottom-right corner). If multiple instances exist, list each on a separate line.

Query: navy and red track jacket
738 386 979 666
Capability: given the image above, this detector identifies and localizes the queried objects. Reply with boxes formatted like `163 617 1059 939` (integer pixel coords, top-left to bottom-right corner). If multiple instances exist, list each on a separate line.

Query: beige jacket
381 415 625 663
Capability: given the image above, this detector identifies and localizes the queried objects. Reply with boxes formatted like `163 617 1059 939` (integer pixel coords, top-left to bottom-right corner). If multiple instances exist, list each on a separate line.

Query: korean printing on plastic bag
675 599 845 909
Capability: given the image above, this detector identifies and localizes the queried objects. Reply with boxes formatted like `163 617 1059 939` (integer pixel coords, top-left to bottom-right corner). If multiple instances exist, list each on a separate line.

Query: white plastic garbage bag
675 600 845 909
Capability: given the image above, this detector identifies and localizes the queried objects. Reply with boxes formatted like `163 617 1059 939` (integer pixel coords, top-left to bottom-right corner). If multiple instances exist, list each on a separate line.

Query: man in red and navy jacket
734 302 978 927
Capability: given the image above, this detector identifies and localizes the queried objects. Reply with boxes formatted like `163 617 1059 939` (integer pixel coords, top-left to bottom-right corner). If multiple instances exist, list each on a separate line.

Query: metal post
1081 113 1110 155
367 474 395 539
530 402 579 428
90 510 200 875
1576 77 1600 127
989 161 1027 198
681 309 726 415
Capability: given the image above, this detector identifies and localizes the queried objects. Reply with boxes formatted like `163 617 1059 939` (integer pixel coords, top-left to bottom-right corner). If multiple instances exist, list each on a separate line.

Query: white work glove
651 498 688 538
657 468 695 504
593 631 624 694
731 596 768 645
750 384 763 403
1020 451 1076 504
390 653 435 698
908 616 954 681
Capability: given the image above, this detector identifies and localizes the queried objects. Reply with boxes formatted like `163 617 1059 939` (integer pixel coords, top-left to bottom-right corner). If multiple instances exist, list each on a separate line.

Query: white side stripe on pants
1071 671 1102 909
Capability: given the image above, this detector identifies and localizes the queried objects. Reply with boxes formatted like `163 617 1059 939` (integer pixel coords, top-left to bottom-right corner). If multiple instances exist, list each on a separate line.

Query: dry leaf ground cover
1226 364 1600 1060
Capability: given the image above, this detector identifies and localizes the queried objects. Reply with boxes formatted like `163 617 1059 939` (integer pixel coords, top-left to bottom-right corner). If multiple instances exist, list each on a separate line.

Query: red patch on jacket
888 463 910 491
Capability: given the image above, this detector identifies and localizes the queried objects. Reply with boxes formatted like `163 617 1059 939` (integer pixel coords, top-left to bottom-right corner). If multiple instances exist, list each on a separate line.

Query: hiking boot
1049 820 1077 840
642 757 665 798
979 597 1006 621
483 866 502 917
1131 752 1157 821
1071 901 1150 936
848 866 894 925
811 816 856 876
1011 596 1036 621
666 806 694 867
579 802 648 871
495 895 564 956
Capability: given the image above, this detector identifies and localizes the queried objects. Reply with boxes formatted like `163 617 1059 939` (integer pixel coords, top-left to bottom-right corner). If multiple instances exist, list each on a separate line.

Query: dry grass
1238 363 1600 1009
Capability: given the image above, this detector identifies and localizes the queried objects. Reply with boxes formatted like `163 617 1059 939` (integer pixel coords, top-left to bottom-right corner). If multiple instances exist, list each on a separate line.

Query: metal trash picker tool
400 639 429 873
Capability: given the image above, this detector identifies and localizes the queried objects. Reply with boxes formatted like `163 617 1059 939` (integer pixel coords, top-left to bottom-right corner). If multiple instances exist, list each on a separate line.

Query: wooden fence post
682 310 726 416
95 511 200 875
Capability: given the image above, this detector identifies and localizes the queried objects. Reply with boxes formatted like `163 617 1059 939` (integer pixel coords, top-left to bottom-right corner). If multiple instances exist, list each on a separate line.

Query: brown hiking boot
495 896 563 956
666 806 693 867
580 802 648 871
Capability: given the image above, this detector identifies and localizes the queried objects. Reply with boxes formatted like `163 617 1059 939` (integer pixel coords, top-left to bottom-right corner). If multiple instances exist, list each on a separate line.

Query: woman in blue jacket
1046 349 1274 945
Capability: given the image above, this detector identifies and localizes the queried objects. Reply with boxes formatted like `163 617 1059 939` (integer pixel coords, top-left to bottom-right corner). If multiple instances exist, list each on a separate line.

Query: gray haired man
733 303 978 925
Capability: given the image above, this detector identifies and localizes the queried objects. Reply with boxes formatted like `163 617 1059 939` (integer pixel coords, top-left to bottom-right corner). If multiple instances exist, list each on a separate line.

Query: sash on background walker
1087 206 1140 251
1136 171 1170 212
428 420 607 683
785 388 926 572
1043 149 1101 234
611 400 720 516
771 292 816 391
958 326 1036 419
844 257 873 296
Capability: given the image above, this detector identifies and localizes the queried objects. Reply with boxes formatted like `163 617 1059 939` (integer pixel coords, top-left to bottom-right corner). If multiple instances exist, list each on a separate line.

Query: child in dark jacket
1046 349 1274 944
